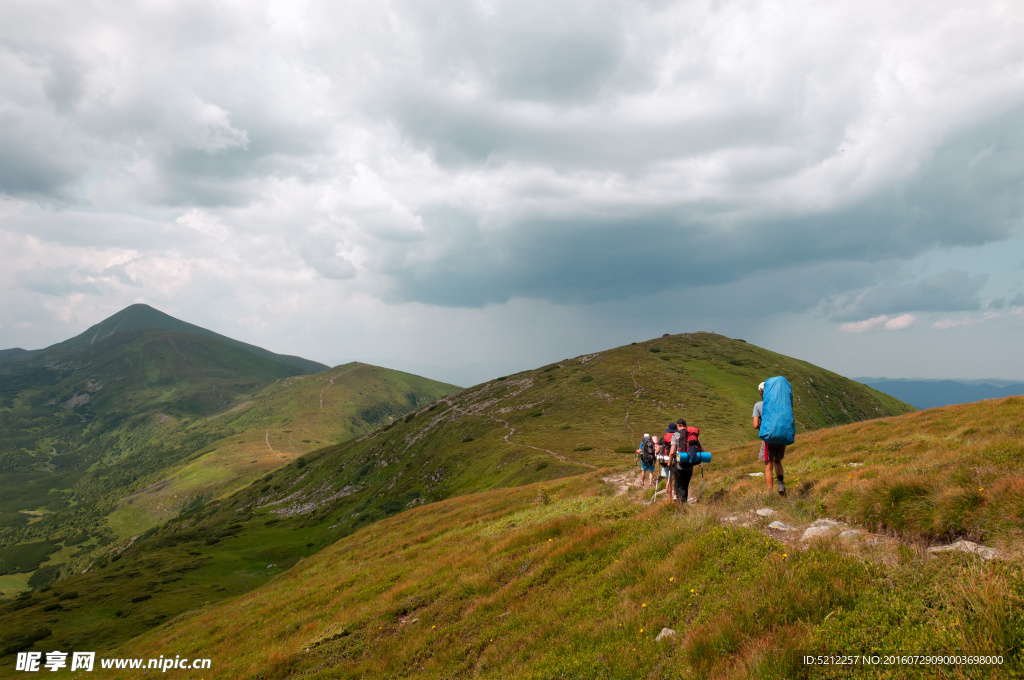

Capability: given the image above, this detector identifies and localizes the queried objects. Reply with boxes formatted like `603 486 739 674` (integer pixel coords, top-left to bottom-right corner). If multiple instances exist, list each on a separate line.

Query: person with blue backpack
753 378 796 497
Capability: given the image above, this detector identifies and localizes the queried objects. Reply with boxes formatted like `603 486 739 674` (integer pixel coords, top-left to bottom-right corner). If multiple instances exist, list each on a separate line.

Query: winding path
265 430 282 459
623 356 645 443
319 365 359 412
430 384 596 470
488 413 596 470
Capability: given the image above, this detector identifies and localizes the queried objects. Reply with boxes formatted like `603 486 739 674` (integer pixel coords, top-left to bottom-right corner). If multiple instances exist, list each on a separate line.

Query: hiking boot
778 481 787 497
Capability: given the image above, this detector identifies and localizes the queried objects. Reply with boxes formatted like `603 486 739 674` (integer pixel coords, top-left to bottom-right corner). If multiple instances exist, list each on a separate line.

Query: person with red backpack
669 418 704 504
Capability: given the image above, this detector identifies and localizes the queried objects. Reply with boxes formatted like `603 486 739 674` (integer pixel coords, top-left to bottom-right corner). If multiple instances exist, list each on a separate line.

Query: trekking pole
651 468 670 504
699 463 705 502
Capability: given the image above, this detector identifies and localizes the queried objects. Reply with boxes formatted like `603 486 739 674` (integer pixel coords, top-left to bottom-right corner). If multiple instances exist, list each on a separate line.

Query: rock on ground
809 518 847 528
656 628 676 642
768 521 797 531
927 540 1001 561
801 526 834 541
755 508 775 517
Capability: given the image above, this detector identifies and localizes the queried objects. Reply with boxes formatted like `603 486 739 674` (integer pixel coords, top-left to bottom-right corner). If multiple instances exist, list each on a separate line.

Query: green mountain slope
0 309 459 593
0 332 912 662
105 362 461 536
38 397 1024 679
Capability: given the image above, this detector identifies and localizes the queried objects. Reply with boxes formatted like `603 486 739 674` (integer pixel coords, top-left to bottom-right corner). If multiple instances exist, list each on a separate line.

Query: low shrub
0 541 60 575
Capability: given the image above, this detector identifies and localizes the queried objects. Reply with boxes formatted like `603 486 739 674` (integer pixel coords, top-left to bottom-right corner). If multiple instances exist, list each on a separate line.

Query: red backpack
685 427 700 448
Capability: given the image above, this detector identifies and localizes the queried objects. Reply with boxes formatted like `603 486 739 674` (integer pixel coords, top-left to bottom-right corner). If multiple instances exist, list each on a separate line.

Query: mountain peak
83 303 180 345
43 304 329 374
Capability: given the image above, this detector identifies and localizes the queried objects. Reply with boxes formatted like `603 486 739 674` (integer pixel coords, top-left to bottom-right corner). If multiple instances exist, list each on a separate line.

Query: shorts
760 441 786 462
640 459 655 472
660 465 672 478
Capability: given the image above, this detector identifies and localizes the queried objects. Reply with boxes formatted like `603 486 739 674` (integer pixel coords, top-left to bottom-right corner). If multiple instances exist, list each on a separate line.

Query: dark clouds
2 0 1024 381
826 270 988 321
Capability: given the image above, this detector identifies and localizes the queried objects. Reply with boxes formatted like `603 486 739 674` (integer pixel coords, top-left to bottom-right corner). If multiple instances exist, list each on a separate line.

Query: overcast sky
2 0 1023 386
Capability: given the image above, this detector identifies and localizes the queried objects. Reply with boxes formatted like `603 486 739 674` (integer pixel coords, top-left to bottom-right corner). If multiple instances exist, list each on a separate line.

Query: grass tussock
705 397 1024 548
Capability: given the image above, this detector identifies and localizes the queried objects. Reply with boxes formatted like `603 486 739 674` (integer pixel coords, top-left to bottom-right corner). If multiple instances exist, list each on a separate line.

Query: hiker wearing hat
659 422 678 503
669 418 697 504
753 382 786 496
636 433 658 487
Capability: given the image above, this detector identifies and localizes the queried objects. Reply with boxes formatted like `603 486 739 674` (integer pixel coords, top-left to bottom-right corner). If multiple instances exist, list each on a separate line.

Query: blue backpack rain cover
758 376 796 445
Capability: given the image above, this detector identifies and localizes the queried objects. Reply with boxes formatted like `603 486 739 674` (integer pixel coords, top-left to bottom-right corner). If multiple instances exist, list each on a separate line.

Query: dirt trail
602 470 646 496
488 413 596 470
265 430 282 459
429 383 596 470
600 473 1008 565
319 365 358 412
623 356 645 443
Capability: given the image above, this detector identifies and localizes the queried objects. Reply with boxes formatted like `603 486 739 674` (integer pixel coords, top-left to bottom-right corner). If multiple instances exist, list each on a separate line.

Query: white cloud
883 313 916 330
933 318 978 330
933 304 1024 330
839 313 916 332
176 209 229 241
839 315 890 333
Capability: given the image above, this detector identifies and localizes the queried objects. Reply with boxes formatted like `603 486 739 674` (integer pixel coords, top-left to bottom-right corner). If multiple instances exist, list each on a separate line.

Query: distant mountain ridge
0 305 459 594
0 349 30 362
1 304 328 374
856 378 1024 409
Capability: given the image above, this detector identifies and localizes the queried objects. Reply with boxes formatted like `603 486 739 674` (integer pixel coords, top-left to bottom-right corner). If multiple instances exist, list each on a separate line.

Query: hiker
636 433 658 487
660 423 678 502
670 418 703 504
753 381 787 496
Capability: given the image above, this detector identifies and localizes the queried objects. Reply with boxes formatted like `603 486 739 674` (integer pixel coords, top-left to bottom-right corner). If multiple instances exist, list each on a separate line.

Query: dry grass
703 397 1024 549
105 418 1024 680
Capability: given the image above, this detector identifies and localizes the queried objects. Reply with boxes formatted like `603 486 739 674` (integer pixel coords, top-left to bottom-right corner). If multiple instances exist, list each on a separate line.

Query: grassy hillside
105 362 460 536
231 332 910 536
0 332 912 666
96 399 1024 679
0 319 458 592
